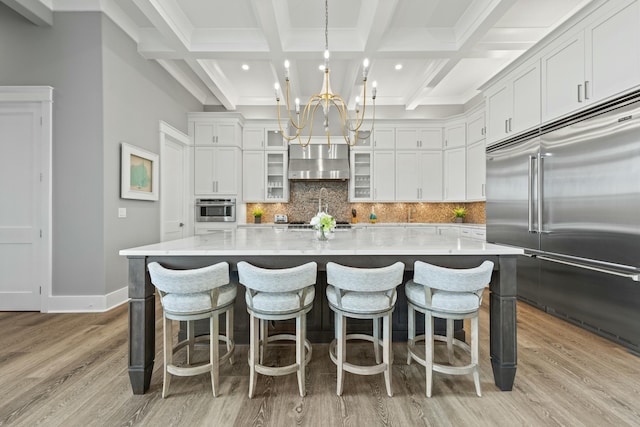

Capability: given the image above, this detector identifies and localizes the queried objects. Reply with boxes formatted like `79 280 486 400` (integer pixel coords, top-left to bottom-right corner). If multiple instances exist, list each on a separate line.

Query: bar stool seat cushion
245 285 315 314
405 280 482 314
162 283 237 314
326 286 397 314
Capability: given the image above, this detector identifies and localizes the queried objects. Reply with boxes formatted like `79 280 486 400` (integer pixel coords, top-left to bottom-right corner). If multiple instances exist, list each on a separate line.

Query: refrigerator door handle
537 153 544 233
536 255 640 282
528 155 536 232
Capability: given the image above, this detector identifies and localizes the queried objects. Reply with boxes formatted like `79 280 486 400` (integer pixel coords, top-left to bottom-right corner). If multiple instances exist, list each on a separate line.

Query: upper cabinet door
585 0 640 104
243 128 264 149
511 61 541 133
444 122 466 148
466 111 485 145
541 31 586 122
486 83 511 144
373 127 395 150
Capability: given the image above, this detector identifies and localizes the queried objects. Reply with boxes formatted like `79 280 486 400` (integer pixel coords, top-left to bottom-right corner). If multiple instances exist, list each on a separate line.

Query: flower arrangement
310 211 336 240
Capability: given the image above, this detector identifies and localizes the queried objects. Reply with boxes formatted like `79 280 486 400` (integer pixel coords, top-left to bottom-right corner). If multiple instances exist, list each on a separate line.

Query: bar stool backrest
326 262 405 292
237 261 317 292
413 260 494 293
148 262 230 294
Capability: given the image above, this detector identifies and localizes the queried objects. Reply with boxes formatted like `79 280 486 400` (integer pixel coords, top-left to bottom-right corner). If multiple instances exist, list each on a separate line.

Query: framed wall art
120 142 159 201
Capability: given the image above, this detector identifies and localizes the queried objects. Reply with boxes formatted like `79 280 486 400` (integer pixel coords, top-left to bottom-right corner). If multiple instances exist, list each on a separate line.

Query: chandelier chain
325 0 329 52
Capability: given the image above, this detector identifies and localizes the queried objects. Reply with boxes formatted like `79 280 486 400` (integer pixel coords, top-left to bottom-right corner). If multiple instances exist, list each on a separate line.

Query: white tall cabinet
190 114 242 196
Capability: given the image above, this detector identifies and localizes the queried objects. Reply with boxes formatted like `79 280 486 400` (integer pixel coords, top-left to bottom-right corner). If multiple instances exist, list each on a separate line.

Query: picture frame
120 142 159 201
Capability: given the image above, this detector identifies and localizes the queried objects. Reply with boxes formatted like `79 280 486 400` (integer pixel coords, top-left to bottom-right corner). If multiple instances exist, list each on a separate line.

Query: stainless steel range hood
288 143 350 180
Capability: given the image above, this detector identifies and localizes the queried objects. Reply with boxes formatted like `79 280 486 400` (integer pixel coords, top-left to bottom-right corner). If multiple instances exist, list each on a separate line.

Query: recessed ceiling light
242 64 250 71
395 64 403 70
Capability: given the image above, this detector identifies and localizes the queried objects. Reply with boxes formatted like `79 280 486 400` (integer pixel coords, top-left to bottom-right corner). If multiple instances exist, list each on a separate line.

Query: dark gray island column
127 256 155 394
490 254 518 390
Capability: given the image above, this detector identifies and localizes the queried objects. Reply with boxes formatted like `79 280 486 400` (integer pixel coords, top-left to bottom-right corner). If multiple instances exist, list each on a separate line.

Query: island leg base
490 359 516 391
129 366 154 395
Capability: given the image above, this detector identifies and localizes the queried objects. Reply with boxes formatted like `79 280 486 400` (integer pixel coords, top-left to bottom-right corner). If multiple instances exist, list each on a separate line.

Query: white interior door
0 102 42 310
160 122 189 242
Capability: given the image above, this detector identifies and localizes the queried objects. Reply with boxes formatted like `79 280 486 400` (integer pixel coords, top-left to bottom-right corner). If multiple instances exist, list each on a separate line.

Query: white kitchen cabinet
444 121 466 148
194 120 241 146
486 59 541 144
194 146 240 195
436 226 459 237
242 151 288 202
373 150 395 201
466 140 486 200
243 126 287 150
466 110 486 145
396 127 442 150
265 152 288 200
395 151 442 201
242 151 265 201
350 151 372 200
541 0 640 122
349 150 394 201
443 147 466 201
373 127 395 149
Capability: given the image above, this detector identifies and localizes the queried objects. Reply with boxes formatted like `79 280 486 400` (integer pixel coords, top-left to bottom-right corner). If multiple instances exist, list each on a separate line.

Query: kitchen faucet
318 187 328 214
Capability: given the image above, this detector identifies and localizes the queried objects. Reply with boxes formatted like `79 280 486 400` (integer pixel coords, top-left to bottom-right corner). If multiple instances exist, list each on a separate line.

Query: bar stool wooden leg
211 315 219 397
187 320 194 364
407 305 415 365
296 314 306 396
336 313 346 396
226 309 234 365
163 316 172 398
426 312 434 398
249 314 259 398
373 318 381 364
472 315 481 397
446 318 454 365
383 314 392 397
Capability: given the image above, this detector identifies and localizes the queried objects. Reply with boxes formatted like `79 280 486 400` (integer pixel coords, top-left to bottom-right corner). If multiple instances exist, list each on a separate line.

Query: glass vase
316 229 329 241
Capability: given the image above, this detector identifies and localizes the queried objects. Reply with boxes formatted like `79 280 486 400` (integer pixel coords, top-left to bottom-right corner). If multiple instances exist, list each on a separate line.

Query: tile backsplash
247 181 485 224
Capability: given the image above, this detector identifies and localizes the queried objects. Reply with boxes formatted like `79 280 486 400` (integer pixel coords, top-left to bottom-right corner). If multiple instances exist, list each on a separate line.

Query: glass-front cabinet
266 152 287 200
350 151 372 201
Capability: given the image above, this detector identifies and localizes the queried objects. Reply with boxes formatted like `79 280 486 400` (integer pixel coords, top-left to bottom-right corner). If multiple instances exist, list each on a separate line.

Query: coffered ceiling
5 0 591 110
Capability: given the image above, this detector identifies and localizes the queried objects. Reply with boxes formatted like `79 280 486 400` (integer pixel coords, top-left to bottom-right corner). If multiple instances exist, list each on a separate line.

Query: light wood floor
1 294 639 427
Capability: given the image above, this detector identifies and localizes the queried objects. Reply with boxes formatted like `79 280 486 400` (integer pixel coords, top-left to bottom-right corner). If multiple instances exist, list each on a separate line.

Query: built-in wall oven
195 198 236 222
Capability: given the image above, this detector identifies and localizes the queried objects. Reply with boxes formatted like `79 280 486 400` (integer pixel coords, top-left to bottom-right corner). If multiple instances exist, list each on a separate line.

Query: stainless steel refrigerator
486 92 640 354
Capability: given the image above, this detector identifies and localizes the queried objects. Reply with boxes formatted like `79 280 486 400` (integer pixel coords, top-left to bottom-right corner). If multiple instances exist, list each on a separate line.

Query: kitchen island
120 227 522 394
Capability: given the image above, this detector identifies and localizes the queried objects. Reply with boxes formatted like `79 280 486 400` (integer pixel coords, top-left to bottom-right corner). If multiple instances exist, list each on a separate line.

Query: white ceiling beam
405 59 450 110
189 59 238 110
1 0 52 26
156 59 210 105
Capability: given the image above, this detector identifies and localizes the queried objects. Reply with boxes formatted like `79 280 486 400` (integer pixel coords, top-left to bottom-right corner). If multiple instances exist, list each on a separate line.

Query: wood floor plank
0 294 639 426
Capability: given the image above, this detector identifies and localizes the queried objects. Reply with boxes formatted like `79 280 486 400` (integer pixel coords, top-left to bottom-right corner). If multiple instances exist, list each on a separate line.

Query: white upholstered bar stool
147 262 236 398
326 262 405 397
405 260 494 397
237 261 317 398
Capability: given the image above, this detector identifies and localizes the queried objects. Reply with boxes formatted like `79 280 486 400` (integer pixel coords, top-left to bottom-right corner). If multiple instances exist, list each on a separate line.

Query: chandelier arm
329 97 356 146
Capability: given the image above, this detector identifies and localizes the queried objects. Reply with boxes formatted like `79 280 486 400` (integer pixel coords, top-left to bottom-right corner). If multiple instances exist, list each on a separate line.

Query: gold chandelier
274 0 376 147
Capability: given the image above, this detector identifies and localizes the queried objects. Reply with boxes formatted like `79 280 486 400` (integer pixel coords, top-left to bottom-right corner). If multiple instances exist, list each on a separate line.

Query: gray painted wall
101 14 201 294
0 4 202 298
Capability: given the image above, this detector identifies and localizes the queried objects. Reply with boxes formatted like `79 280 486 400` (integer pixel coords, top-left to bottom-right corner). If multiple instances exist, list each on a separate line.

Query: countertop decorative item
369 207 377 224
252 207 264 224
352 208 357 224
453 206 467 223
310 211 336 240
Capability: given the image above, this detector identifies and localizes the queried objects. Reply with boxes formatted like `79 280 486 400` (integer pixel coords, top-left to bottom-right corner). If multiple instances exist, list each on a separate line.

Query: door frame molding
159 121 190 241
0 86 53 312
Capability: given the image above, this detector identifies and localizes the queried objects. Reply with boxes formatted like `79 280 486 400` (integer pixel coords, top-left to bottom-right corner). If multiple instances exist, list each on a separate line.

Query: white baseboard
45 286 129 313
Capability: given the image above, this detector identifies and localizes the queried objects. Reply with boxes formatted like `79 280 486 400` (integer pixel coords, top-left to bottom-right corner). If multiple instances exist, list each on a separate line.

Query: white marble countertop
120 227 520 257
